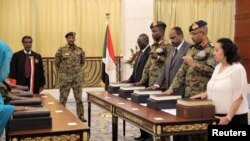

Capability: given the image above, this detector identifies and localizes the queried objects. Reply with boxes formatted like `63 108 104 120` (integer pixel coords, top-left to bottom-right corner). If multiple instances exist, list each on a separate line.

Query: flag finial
106 13 110 22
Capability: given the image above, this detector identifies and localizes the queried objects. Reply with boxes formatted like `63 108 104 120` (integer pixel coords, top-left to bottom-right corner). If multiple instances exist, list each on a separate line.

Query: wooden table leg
88 101 91 127
112 115 118 141
123 120 126 136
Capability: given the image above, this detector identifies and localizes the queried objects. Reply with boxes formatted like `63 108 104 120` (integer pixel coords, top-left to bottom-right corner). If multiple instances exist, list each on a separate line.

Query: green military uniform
170 42 216 98
140 41 171 86
55 44 85 120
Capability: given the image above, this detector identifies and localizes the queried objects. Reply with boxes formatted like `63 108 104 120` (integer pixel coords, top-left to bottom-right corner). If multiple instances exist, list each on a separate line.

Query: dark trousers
24 77 30 89
140 129 152 139
173 133 207 141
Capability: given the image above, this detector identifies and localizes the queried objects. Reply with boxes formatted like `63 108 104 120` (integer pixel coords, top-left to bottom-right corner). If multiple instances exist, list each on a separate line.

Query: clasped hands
151 53 158 59
182 56 197 67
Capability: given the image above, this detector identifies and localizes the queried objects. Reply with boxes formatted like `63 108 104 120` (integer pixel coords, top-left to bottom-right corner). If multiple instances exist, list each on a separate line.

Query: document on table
161 109 176 116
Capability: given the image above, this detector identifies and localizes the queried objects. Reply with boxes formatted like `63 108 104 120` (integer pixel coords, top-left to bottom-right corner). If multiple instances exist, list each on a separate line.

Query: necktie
25 54 31 78
134 50 143 79
136 50 143 63
170 48 178 66
173 48 178 57
168 48 178 86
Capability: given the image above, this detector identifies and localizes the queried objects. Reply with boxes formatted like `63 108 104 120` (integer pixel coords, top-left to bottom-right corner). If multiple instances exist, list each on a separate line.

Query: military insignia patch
35 59 39 63
156 47 163 54
196 50 206 58
152 21 157 26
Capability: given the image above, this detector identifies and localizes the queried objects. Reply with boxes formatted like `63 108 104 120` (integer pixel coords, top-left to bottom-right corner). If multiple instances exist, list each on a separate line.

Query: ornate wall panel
42 57 121 89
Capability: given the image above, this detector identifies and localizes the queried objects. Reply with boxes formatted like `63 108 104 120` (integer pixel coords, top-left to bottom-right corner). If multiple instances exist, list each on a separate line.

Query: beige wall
121 0 154 80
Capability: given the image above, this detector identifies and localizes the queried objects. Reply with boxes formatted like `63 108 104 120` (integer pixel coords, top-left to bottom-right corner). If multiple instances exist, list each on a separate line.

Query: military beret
189 20 207 32
150 21 167 30
65 32 76 38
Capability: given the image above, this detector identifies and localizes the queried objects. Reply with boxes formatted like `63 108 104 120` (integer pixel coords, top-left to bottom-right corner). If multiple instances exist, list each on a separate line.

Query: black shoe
134 136 143 140
80 117 87 122
144 137 153 141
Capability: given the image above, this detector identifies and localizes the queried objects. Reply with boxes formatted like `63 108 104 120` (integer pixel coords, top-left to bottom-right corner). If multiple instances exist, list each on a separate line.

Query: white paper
110 83 133 87
68 122 77 126
154 117 164 120
120 86 145 90
161 109 176 116
126 98 131 100
48 102 54 105
131 108 139 111
113 94 119 96
118 102 125 105
55 110 63 113
140 103 147 106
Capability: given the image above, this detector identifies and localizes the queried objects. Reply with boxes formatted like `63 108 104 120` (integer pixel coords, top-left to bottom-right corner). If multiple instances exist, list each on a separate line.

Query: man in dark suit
122 34 151 141
9 36 45 94
148 27 191 97
123 33 150 84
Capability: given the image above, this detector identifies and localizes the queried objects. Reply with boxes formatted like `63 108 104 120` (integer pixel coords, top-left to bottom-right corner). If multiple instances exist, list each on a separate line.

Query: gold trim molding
123 112 143 126
17 134 81 141
115 108 153 132
83 131 89 141
163 123 208 132
153 125 162 135
89 96 112 111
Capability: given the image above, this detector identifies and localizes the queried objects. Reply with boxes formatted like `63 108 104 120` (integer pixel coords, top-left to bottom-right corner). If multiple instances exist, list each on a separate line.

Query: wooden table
87 91 218 141
6 94 90 141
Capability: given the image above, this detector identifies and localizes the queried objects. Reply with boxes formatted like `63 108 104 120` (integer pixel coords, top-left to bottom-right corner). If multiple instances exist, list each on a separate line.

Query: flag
101 25 116 88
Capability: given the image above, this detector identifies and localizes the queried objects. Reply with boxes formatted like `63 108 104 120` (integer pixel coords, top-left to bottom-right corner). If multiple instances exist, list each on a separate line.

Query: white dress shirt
207 63 249 114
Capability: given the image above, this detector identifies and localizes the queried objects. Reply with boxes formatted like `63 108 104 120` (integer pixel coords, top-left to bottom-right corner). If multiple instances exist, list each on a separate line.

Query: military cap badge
65 32 76 38
150 21 167 29
189 20 207 32
152 21 157 26
192 23 199 31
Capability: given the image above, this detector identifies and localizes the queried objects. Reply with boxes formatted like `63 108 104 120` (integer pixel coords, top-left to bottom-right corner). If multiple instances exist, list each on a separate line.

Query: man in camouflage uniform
134 21 171 141
164 20 216 98
136 21 171 87
55 32 86 122
164 20 216 141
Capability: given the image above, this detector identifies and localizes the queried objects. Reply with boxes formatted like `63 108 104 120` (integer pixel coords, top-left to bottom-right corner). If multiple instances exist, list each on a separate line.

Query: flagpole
105 13 110 25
